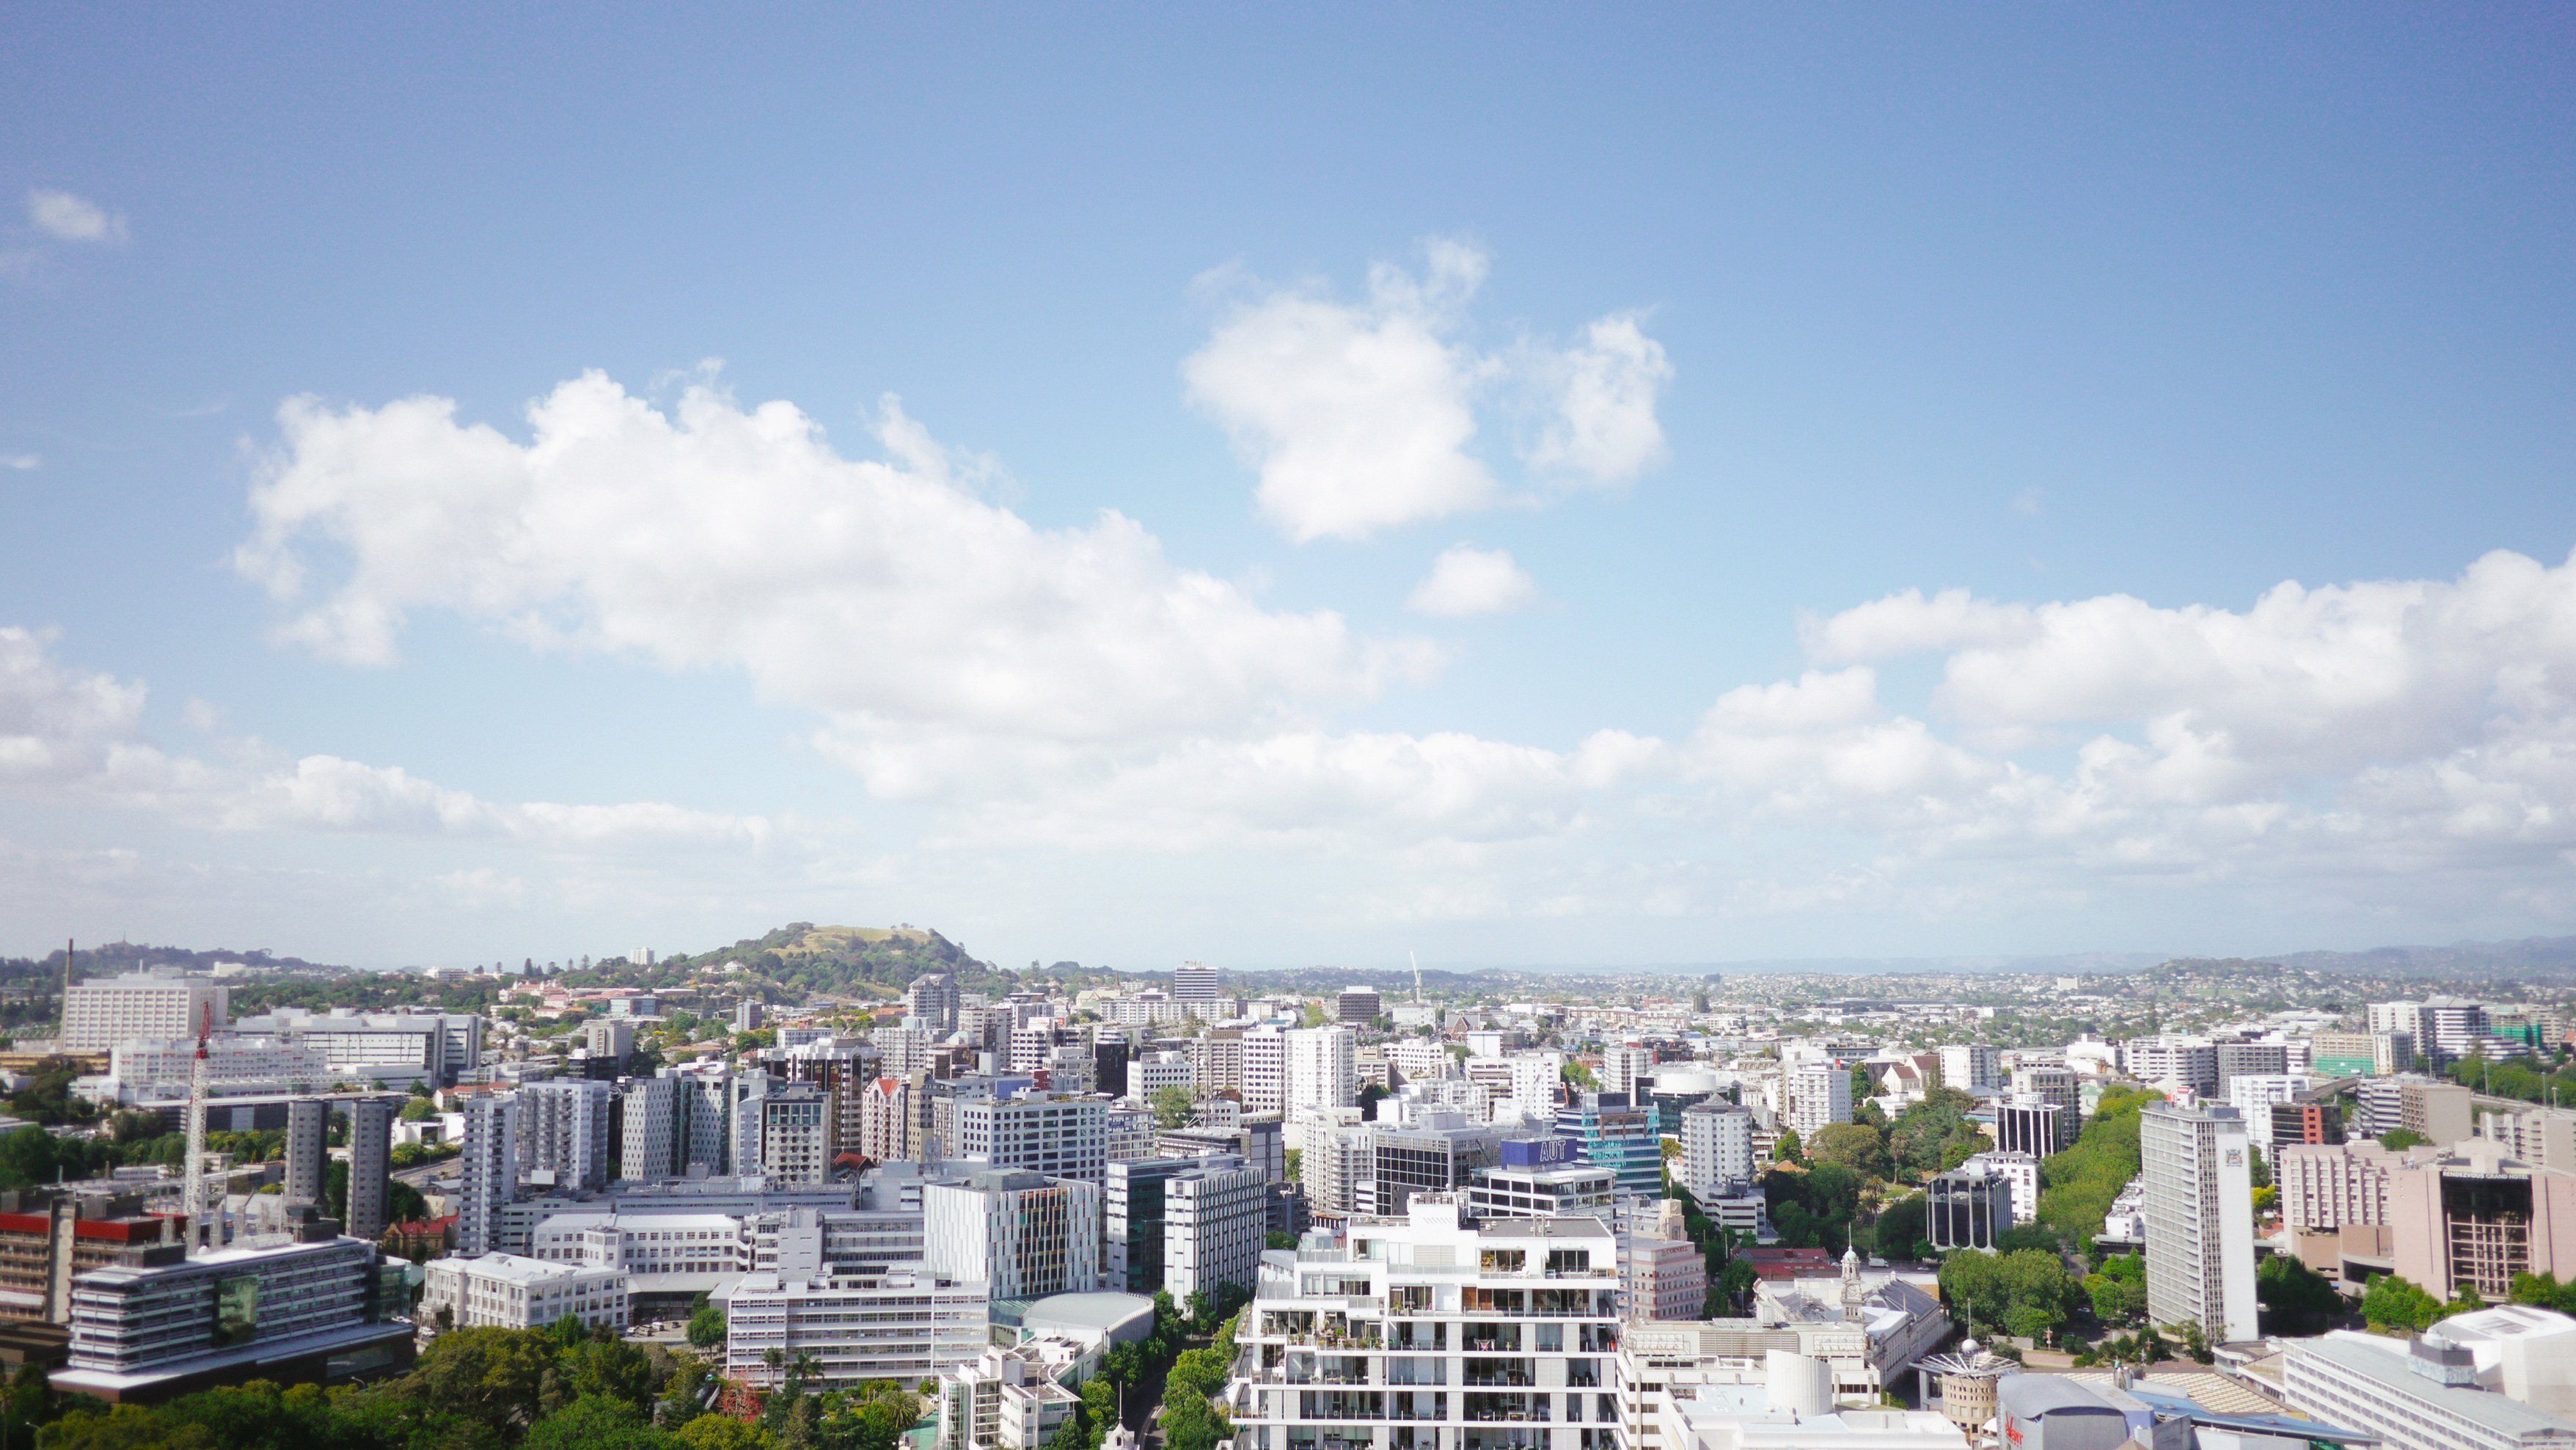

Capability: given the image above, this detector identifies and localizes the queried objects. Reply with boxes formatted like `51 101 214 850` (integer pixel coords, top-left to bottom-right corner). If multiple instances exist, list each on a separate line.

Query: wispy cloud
0 455 37 472
27 189 128 245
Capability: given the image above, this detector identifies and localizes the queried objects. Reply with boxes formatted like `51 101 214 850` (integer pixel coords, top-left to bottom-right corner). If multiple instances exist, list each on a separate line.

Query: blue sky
4 8 2574 970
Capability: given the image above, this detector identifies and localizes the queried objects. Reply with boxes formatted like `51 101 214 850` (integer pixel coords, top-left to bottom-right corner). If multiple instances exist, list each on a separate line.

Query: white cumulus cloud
1182 239 1672 541
28 189 127 244
1407 544 1540 618
235 373 1438 797
1523 315 1672 484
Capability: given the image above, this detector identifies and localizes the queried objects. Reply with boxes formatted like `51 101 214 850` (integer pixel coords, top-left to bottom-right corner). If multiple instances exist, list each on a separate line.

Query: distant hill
637 922 998 999
2254 936 2576 981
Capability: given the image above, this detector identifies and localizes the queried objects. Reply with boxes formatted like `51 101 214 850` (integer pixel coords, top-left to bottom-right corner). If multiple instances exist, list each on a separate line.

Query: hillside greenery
2037 1086 2163 1247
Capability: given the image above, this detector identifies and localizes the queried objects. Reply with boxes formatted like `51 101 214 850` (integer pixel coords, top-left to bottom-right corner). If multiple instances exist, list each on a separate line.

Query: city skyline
7 11 2576 970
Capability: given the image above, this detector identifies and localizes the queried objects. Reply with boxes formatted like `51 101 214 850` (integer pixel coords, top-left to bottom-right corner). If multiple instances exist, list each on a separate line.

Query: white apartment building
100 1033 329 1102
1512 1052 1565 1121
422 1251 628 1333
62 971 228 1052
1680 1102 1756 1199
861 1075 914 1163
1385 1041 1452 1085
1936 1045 1999 1092
874 1025 932 1078
2226 1074 2315 1152
1223 1197 1624 1450
1602 1045 1657 1099
2124 1037 2220 1097
1287 1026 1358 1114
953 1094 1108 1183
2140 1102 2256 1344
924 1170 1103 1299
938 1341 1086 1450
1787 1061 1852 1138
459 1091 520 1256
519 1077 615 1192
1130 1050 1196 1103
2373 998 2495 1067
1243 1028 1287 1114
761 1084 835 1184
1166 1162 1269 1300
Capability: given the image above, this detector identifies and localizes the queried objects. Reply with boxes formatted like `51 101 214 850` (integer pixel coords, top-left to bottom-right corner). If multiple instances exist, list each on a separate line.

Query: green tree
2362 1274 2442 1334
408 1325 557 1436
1807 1123 1891 1181
2509 1271 2576 1314
680 1413 772 1450
1772 1129 1804 1165
1871 1195 1926 1260
687 1304 728 1350
526 1394 681 1450
1149 1086 1197 1132
2378 1128 2431 1151
2255 1255 2339 1336
2036 1087 2162 1246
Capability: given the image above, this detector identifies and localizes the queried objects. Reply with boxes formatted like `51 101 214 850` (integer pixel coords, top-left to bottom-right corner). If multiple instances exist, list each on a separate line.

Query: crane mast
181 1000 211 1253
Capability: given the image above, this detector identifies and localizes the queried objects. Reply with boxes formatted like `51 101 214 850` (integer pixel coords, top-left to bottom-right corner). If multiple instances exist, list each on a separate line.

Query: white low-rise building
2285 1314 2576 1450
721 1269 989 1388
95 1033 333 1103
422 1251 628 1333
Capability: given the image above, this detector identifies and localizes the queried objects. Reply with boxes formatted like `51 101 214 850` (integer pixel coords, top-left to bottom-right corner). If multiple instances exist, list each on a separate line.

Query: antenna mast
182 1000 211 1253
1410 951 1423 1005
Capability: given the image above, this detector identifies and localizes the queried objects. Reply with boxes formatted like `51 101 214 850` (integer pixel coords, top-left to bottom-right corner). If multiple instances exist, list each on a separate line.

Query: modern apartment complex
2140 1102 2257 1343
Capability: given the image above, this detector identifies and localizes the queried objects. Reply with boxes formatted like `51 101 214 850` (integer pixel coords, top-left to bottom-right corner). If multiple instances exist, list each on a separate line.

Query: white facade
2226 1074 2315 1151
232 1007 483 1085
924 1170 1103 1299
2285 1324 2576 1450
1958 1151 2039 1226
1603 1045 1657 1100
1243 1028 1287 1114
1166 1162 1267 1300
62 972 228 1052
519 1078 615 1192
1512 1051 1566 1119
423 1251 627 1333
1286 1026 1357 1114
1681 1102 1757 1199
103 1033 329 1101
2140 1102 2257 1343
1788 1061 1852 1138
1223 1197 1624 1450
954 1094 1107 1183
724 1269 989 1388
1936 1045 1999 1092
1130 1051 1196 1104
459 1091 520 1256
761 1084 834 1184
